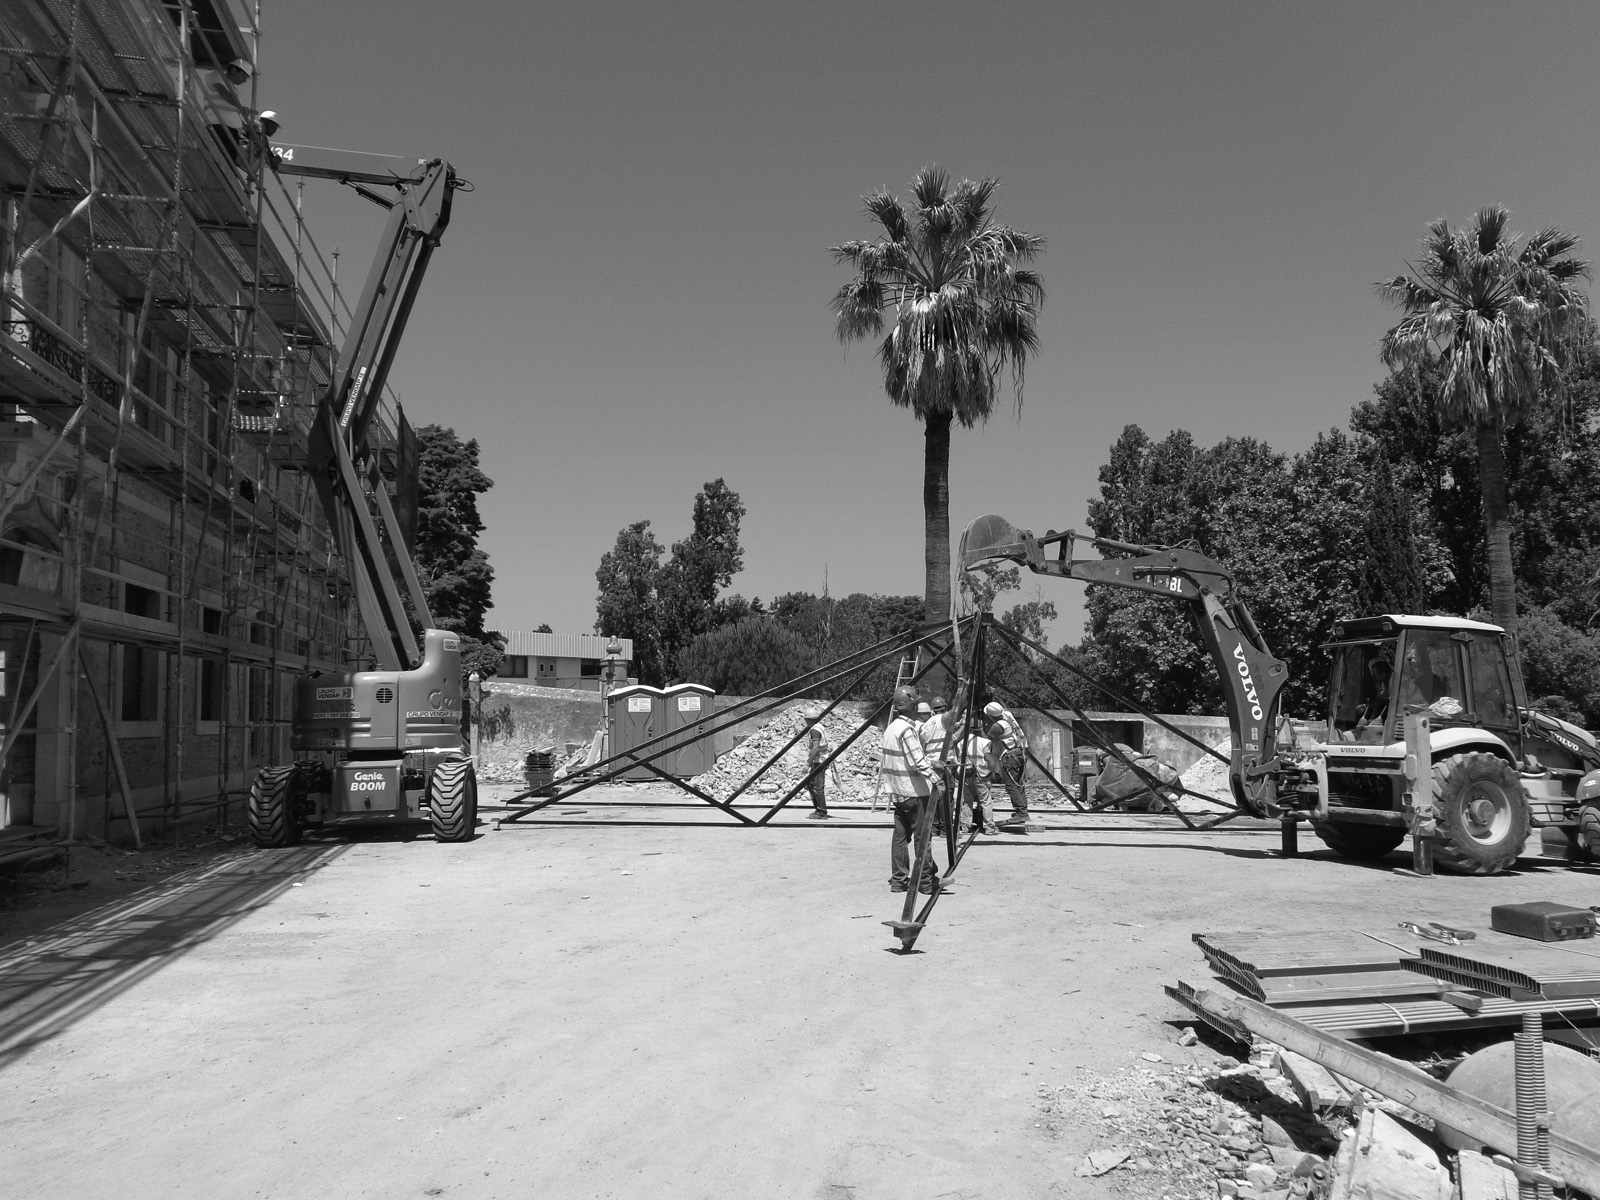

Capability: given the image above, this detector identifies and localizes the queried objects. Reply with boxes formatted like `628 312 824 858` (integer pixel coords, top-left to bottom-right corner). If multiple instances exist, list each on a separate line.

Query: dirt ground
1 784 1596 1199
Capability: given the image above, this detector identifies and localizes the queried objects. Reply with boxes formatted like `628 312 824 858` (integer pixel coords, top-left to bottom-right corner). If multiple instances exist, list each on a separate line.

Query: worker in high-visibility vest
984 700 1029 829
920 694 958 836
882 685 941 894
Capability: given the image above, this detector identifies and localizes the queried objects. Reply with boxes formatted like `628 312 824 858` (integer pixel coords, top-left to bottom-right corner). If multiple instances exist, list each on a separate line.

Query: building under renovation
0 0 399 841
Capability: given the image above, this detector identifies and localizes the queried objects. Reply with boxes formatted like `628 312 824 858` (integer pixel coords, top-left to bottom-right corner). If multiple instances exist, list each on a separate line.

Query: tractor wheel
1431 752 1529 876
248 765 302 848
428 760 478 843
1310 820 1407 860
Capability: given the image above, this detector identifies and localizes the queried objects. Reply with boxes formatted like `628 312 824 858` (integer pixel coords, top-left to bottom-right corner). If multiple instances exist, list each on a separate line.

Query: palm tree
832 167 1045 622
1377 205 1588 635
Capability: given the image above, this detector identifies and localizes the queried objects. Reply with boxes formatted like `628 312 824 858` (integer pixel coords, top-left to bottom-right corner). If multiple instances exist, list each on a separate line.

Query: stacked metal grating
1405 938 1600 1001
523 750 557 795
1191 930 1443 1004
1172 930 1600 1040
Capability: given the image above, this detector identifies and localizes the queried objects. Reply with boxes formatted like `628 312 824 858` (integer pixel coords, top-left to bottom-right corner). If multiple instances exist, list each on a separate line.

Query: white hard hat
983 701 1003 717
917 702 933 716
802 707 822 721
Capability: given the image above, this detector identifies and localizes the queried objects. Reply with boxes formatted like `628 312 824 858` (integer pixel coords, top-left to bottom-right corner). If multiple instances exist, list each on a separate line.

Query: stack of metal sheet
1405 937 1600 1001
1169 929 1600 1041
1192 930 1444 1004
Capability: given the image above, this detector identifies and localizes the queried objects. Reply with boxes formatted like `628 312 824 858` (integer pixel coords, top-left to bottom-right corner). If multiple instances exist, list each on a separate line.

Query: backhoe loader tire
1310 821 1406 860
248 766 302 848
428 760 477 843
1430 752 1528 876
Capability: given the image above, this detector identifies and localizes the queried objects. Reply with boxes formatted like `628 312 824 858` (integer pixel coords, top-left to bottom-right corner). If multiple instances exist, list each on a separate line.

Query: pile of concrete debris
690 705 887 802
1043 1038 1466 1199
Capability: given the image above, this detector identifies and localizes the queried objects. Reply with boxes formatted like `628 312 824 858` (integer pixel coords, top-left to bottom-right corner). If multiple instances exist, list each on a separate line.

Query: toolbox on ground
1489 901 1597 942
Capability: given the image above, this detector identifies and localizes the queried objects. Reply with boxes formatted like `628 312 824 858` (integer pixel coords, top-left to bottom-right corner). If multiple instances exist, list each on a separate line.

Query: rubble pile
1177 739 1234 810
1039 1043 1346 1200
690 705 887 801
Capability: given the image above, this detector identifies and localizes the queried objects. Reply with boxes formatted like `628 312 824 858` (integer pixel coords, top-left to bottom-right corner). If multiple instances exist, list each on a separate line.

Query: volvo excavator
246 157 477 846
959 513 1600 876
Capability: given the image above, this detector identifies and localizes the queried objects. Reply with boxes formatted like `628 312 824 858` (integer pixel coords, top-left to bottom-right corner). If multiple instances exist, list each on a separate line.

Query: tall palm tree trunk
1474 418 1518 635
923 411 953 622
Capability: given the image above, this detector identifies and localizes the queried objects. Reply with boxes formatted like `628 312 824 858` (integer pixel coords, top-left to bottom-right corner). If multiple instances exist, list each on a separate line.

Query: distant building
495 632 633 692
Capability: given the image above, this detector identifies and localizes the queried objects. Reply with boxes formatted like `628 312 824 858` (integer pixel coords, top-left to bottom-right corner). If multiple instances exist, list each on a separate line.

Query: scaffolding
0 0 397 842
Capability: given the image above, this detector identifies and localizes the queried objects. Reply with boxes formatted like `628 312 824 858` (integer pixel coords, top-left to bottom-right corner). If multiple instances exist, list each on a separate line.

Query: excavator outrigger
246 157 478 846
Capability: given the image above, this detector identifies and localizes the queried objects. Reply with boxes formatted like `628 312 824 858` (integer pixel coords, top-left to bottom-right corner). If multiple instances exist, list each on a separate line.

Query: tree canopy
1376 205 1589 634
594 479 754 686
413 424 501 676
831 166 1044 621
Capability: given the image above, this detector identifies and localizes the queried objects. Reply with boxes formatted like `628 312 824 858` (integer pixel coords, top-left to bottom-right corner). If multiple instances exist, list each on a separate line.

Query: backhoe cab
1301 615 1600 874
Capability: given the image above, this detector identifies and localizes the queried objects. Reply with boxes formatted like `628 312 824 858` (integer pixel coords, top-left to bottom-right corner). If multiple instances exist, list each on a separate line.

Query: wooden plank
1275 1048 1350 1112
1186 987 1600 1197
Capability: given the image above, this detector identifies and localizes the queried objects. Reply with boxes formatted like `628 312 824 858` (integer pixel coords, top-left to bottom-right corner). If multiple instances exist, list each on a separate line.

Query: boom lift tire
1309 821 1406 860
248 765 303 848
1430 751 1529 876
428 759 477 842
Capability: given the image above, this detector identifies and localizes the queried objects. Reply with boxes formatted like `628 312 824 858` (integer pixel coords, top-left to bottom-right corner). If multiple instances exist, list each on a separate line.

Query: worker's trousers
999 748 1027 819
889 789 941 890
807 770 827 815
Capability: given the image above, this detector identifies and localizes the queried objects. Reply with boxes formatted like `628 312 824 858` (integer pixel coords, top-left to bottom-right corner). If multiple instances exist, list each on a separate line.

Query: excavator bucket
958 514 1031 570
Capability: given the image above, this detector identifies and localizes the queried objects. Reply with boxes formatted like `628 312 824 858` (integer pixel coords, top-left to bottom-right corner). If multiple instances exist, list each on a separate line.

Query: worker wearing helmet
984 700 1029 829
920 694 956 836
802 706 836 820
882 685 941 894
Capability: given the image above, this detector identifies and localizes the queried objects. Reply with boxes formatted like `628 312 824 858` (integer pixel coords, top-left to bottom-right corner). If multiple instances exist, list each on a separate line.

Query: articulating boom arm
297 159 459 672
959 514 1289 813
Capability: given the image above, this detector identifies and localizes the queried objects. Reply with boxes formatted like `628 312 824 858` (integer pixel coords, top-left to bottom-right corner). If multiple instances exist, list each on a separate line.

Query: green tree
656 479 747 676
413 425 501 675
595 520 664 683
1377 205 1589 634
831 167 1045 622
677 617 818 697
594 481 752 686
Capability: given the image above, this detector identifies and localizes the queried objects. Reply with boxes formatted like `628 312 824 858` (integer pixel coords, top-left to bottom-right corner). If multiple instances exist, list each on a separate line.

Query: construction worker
882 685 941 894
965 723 1000 835
920 694 955 835
985 700 1029 829
802 707 836 820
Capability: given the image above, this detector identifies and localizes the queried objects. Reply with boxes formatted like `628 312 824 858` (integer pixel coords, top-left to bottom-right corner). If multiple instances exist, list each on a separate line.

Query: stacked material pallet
1169 929 1600 1041
1406 939 1600 1001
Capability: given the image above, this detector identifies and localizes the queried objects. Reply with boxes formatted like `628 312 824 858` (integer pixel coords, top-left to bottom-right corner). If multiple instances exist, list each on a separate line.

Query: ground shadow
973 839 1281 860
0 844 346 1070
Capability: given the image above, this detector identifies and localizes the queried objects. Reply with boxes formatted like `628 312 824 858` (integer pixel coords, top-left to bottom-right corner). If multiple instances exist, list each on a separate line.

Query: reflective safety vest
880 715 934 797
920 713 952 763
992 709 1025 753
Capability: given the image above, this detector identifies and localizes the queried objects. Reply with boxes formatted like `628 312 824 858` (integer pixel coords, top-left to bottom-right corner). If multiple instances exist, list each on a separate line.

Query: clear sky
257 1 1600 644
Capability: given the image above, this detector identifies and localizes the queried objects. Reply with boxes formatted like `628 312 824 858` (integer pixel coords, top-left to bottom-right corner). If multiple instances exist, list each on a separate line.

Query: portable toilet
661 683 716 777
608 684 665 781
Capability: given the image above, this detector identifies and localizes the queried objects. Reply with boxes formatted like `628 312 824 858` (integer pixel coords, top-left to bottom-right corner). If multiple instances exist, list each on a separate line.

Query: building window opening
123 582 162 619
120 645 161 721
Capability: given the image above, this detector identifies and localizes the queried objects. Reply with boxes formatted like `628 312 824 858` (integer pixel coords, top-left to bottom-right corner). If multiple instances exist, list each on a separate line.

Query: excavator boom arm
960 514 1289 812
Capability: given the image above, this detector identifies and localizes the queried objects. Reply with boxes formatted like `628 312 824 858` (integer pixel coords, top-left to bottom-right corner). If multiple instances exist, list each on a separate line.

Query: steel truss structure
495 613 1272 949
